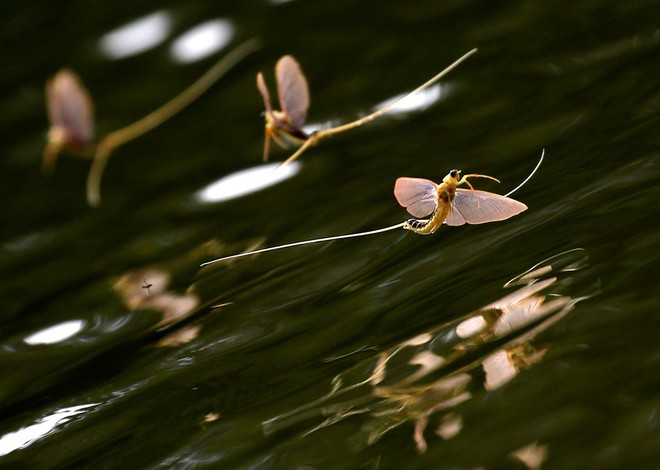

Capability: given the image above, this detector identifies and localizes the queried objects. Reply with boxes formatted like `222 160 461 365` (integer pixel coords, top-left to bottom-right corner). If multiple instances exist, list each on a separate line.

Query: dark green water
1 0 659 468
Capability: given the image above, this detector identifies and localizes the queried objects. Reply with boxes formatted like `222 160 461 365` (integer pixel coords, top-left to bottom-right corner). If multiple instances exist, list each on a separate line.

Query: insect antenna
504 149 545 197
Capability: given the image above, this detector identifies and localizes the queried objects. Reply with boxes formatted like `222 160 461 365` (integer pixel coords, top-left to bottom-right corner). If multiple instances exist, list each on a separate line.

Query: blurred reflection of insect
200 152 543 267
43 39 260 206
257 49 478 165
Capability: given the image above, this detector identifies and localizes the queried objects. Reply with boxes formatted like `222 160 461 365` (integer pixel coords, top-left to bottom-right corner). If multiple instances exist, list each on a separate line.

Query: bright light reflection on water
24 320 85 345
301 84 449 134
373 83 449 116
99 10 172 60
195 162 301 204
302 120 340 135
170 19 234 63
0 404 98 456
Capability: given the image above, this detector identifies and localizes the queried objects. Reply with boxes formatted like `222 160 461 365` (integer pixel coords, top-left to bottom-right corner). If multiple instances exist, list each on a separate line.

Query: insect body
404 218 430 231
44 69 96 172
257 55 311 161
394 170 528 234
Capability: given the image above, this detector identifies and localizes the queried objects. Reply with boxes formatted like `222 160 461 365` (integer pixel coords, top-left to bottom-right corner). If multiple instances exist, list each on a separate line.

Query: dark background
1 0 658 468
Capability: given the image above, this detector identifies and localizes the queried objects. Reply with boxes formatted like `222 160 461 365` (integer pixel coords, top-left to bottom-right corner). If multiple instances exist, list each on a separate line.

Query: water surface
1 0 658 468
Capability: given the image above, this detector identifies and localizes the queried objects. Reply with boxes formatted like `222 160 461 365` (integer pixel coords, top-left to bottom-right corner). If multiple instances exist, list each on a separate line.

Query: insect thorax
439 185 456 203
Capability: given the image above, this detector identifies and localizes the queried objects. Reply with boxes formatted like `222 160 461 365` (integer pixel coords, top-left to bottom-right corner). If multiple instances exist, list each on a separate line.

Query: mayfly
43 39 260 206
257 55 310 162
257 48 478 166
394 170 527 234
200 151 544 267
44 69 96 171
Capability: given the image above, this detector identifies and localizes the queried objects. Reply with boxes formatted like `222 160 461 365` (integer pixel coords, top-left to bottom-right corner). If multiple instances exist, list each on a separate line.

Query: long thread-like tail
200 222 405 267
279 48 478 167
87 38 261 206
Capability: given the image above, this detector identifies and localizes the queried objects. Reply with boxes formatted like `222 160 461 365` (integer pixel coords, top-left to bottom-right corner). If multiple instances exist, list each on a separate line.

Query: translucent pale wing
46 69 94 143
394 177 438 218
256 72 273 114
276 55 310 129
445 189 528 226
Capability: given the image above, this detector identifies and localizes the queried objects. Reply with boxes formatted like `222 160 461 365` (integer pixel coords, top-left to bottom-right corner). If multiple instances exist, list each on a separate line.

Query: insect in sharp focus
43 39 260 206
394 169 528 235
257 55 311 162
199 151 543 267
257 48 478 166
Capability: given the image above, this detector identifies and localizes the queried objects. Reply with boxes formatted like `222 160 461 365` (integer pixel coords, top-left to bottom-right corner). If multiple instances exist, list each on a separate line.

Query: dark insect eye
450 169 459 178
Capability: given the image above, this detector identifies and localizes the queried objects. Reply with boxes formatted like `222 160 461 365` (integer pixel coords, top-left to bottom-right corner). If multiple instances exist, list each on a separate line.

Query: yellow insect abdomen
404 184 455 234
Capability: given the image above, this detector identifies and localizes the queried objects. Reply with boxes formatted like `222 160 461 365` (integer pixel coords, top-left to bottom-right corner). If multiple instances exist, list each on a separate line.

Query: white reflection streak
24 320 85 345
372 83 448 116
196 162 300 203
0 404 98 457
302 119 340 136
301 85 447 133
170 19 234 64
99 10 172 60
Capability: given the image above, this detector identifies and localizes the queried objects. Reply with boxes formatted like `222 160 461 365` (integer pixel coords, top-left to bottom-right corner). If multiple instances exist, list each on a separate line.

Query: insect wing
275 55 310 129
256 72 274 114
46 68 95 143
446 189 527 226
394 177 438 218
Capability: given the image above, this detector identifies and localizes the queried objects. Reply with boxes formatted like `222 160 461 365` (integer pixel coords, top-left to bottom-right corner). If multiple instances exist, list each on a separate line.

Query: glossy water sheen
1 1 659 468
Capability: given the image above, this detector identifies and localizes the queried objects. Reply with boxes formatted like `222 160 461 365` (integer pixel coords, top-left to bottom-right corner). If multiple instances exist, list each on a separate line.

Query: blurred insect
44 69 96 172
200 151 543 267
257 48 478 166
43 39 260 206
257 55 310 162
